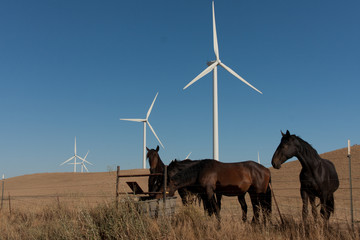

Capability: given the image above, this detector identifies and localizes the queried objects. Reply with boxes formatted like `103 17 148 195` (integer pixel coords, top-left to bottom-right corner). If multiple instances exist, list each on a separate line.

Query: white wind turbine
60 137 86 172
69 151 93 173
183 1 262 161
120 92 164 169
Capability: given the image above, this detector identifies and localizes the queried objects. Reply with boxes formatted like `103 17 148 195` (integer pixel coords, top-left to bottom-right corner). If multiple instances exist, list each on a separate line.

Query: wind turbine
185 152 192 159
69 151 93 172
120 92 164 169
183 1 262 161
60 137 86 172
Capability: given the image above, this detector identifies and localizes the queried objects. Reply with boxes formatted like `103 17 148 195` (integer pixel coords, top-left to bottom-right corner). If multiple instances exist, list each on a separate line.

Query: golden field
2 145 360 223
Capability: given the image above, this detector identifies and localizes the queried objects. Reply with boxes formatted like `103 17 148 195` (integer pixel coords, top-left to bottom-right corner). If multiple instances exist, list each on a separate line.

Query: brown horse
162 159 272 223
146 146 165 198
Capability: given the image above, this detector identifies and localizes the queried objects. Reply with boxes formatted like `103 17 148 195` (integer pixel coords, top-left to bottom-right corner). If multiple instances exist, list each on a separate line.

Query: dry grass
0 197 359 240
1 145 360 239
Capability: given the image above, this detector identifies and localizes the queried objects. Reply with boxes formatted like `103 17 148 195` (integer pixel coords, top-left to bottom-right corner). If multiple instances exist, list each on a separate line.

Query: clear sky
1 0 359 178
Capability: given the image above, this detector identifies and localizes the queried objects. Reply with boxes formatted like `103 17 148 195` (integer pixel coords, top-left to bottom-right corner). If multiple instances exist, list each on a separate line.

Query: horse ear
146 147 150 152
286 130 290 136
156 145 159 152
281 130 285 137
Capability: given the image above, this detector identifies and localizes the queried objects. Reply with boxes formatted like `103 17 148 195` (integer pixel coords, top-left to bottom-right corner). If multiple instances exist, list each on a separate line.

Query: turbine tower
120 92 164 169
60 137 86 172
183 1 262 161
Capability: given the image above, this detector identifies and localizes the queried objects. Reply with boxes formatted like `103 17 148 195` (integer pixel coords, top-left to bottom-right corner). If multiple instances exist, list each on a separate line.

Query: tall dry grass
0 197 359 240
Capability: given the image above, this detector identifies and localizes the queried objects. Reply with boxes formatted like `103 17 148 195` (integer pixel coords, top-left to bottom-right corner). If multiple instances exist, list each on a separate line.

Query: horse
271 130 339 222
167 159 248 221
146 146 203 206
161 159 272 223
146 146 165 198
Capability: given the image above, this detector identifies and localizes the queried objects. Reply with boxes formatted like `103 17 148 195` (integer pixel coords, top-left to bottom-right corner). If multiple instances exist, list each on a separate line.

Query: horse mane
293 134 322 161
168 159 199 177
170 159 213 190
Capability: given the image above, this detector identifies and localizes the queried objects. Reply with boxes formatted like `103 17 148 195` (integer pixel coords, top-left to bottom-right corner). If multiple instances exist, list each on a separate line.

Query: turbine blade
77 155 93 165
84 151 89 160
185 152 192 159
212 1 219 60
83 164 89 172
120 118 145 122
219 62 263 94
147 121 164 149
60 156 74 166
146 92 158 119
184 62 218 90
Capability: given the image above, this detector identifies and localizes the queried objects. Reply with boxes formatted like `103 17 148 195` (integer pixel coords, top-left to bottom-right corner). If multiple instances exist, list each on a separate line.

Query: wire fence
0 174 358 224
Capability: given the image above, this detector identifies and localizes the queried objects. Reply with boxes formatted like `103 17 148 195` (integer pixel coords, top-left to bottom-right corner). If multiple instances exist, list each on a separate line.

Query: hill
2 145 359 223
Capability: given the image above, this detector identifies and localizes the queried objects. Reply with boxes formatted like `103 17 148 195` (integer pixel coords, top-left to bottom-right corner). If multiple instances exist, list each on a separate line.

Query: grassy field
0 145 359 239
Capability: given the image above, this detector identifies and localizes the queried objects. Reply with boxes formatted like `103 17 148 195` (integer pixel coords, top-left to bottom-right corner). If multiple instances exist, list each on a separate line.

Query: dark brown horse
167 159 248 221
272 130 339 221
146 146 202 205
163 159 272 223
146 146 165 198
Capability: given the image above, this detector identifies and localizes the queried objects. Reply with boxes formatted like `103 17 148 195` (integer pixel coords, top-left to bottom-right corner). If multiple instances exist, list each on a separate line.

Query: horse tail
327 193 335 214
262 177 272 215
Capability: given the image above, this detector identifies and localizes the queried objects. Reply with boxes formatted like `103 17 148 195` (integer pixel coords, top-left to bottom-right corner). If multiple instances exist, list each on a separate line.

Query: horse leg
309 194 318 220
238 194 247 222
301 189 309 222
249 193 260 223
206 185 220 222
201 193 213 216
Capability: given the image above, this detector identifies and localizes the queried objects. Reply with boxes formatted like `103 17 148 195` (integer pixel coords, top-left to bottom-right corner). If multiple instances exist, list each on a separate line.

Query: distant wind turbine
69 150 93 172
258 152 260 164
60 137 86 172
183 1 262 161
185 152 192 159
120 92 164 169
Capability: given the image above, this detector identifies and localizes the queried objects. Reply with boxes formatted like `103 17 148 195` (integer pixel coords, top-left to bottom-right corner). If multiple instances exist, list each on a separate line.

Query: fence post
1 174 4 210
348 140 354 230
8 193 11 216
163 165 167 203
116 166 120 209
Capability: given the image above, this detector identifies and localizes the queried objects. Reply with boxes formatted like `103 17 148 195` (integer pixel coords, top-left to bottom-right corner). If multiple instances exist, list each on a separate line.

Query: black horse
272 130 339 221
160 159 272 223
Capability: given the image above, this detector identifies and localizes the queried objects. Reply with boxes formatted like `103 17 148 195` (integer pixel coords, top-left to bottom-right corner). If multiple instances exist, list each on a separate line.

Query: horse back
200 161 270 194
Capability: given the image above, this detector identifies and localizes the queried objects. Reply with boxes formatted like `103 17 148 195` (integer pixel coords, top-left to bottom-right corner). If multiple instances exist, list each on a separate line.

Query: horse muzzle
271 158 282 169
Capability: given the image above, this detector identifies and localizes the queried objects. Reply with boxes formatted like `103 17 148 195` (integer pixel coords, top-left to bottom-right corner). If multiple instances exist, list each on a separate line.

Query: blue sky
0 1 359 178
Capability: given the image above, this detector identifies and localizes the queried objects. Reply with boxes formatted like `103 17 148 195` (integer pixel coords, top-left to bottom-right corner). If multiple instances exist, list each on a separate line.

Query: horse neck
295 137 322 170
170 163 200 190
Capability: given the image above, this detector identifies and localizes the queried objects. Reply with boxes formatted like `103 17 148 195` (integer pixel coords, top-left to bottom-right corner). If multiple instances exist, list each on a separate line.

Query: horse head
272 130 299 169
146 145 161 173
